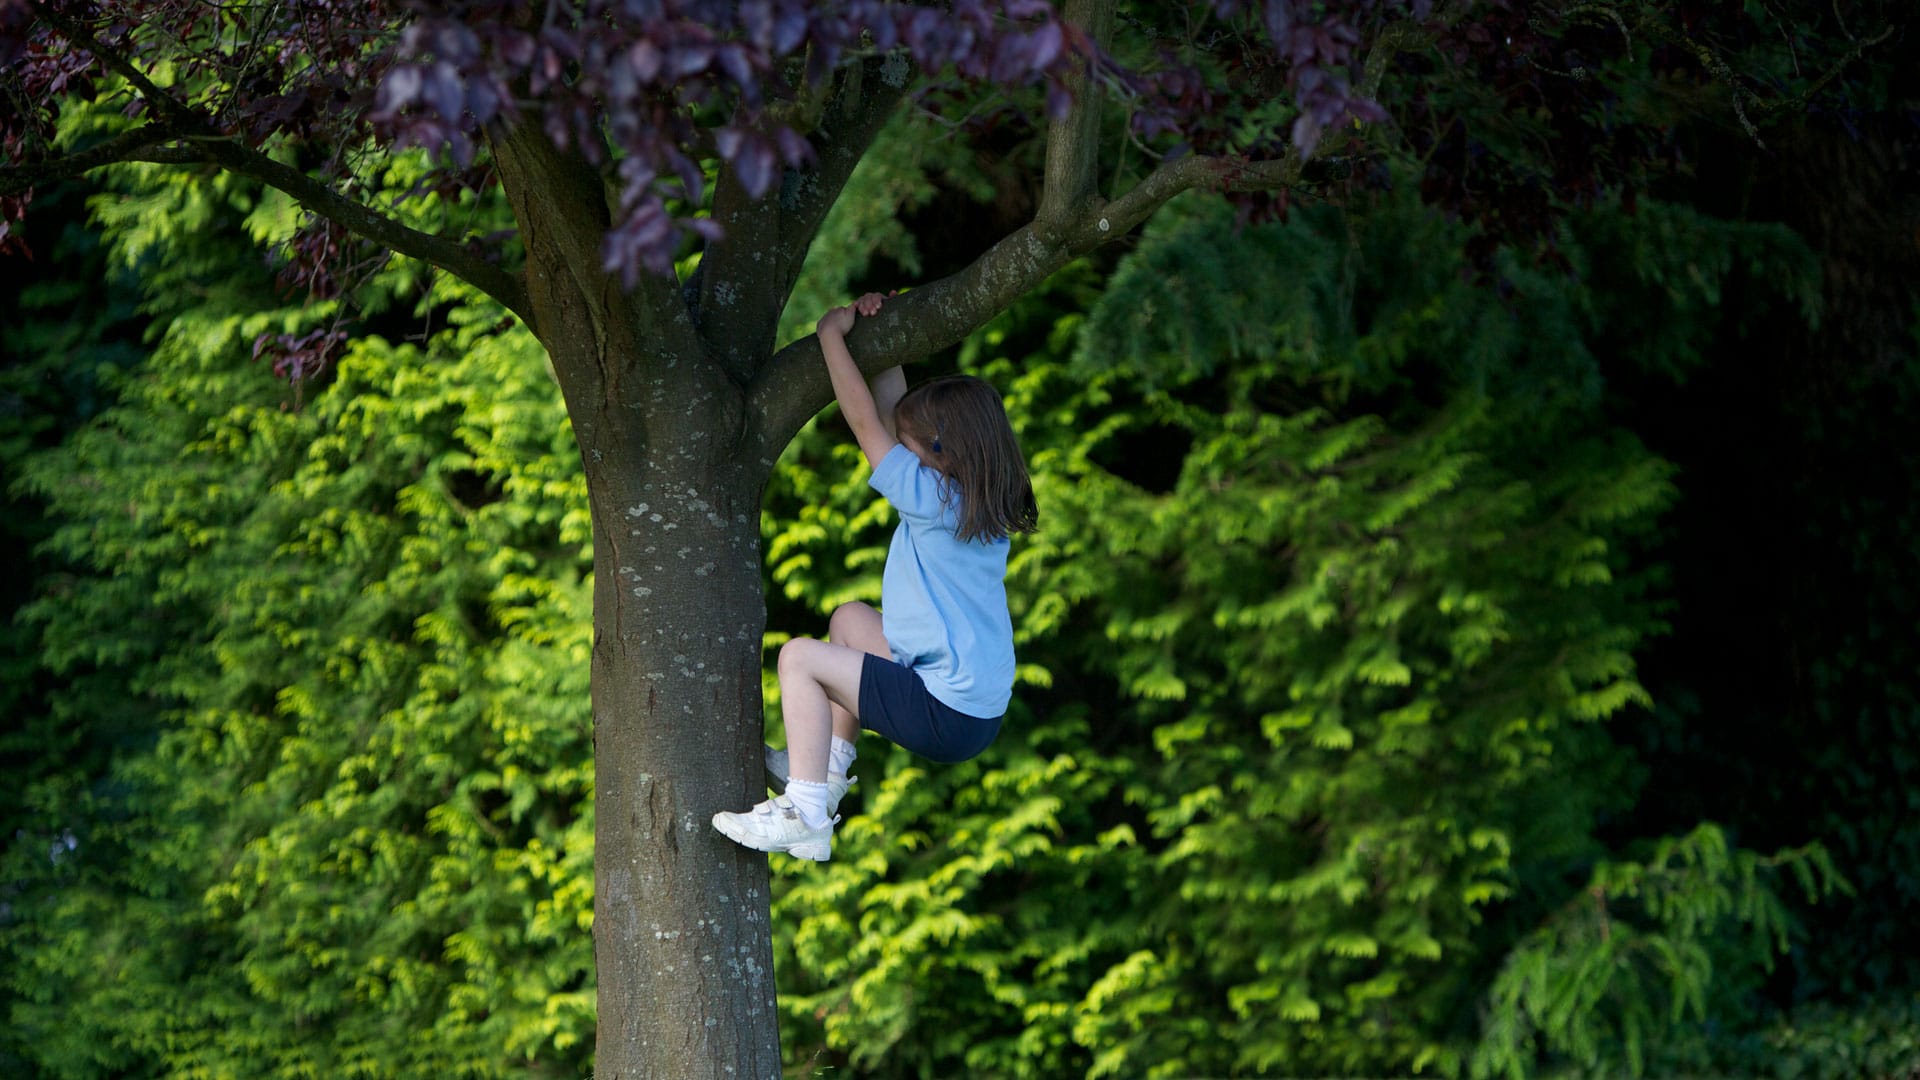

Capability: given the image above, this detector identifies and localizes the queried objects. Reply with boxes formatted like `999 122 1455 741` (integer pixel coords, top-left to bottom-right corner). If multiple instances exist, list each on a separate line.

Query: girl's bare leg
774 638 866 784
826 601 889 743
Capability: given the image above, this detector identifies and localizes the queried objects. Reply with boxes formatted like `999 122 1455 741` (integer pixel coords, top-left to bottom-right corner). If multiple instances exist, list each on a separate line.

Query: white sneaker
712 795 835 862
763 744 854 812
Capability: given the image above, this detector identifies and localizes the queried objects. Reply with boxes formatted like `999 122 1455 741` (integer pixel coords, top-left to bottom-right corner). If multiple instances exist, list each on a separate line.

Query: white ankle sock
785 779 834 830
829 736 857 781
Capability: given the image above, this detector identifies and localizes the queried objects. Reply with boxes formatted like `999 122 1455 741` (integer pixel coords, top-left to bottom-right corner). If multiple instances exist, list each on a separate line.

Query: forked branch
745 1 1429 467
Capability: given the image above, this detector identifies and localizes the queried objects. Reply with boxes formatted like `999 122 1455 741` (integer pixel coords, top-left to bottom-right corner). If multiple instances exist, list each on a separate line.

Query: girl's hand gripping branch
818 292 899 469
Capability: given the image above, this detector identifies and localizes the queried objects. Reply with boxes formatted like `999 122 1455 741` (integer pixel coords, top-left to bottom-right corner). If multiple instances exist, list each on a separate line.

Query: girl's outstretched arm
818 293 898 468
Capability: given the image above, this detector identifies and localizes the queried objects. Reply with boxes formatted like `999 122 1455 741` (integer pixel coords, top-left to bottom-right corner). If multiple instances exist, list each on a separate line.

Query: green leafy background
3 92 1916 1080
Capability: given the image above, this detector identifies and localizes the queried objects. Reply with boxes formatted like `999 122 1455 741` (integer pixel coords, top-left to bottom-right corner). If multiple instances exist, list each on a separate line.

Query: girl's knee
777 637 823 679
828 601 883 650
829 601 874 632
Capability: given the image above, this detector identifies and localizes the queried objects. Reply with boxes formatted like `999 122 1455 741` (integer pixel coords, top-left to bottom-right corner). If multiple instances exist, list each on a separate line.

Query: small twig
29 0 210 131
1674 31 1768 148
1756 0 1802 77
1831 0 1857 43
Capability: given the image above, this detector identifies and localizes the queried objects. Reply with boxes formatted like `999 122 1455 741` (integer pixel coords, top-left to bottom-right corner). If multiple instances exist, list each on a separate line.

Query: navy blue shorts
857 653 1002 764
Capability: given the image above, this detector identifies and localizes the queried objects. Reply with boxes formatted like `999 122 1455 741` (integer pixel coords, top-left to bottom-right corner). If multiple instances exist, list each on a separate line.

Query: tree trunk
587 451 782 1080
491 123 785 1078
559 348 784 1078
548 295 785 1080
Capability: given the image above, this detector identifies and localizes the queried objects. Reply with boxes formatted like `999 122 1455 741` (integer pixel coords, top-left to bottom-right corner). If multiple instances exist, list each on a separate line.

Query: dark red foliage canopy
1 1 1902 314
0 1 1422 273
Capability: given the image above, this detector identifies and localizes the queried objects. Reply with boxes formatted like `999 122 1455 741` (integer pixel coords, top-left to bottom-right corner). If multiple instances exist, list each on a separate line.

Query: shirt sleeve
869 443 951 525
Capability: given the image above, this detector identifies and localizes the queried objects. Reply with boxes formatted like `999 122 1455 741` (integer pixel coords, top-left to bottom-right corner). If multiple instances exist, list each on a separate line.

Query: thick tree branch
0 119 193 194
489 119 706 425
743 222 1075 469
133 137 533 325
693 55 912 389
773 55 915 299
740 153 1313 465
1362 20 1425 102
1036 0 1113 238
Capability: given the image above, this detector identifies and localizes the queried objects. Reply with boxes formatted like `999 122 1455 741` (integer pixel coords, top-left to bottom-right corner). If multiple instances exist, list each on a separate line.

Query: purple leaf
375 64 422 116
1290 111 1322 157
1349 97 1389 124
669 149 704 204
735 139 777 198
464 76 502 124
608 53 639 101
864 13 898 52
716 44 756 94
773 4 809 54
1029 21 1064 70
1263 0 1297 50
990 33 1028 82
775 126 813 166
424 60 464 123
618 155 658 195
903 9 943 60
740 0 775 49
626 39 661 81
1045 79 1074 121
671 42 715 77
541 26 583 62
432 22 481 65
448 127 474 167
498 30 535 68
737 0 768 49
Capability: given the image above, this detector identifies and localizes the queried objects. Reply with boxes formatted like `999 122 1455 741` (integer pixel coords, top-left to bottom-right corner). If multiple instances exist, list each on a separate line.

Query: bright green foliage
758 192 1841 1076
4 111 1873 1080
1021 198 1681 1077
4 160 595 1076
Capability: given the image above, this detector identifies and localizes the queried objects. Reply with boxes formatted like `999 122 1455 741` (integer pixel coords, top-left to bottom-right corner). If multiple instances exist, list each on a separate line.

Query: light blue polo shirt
869 443 1015 718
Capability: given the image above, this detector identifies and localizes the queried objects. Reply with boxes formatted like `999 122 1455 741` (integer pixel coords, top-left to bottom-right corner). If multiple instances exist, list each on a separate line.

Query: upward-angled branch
489 118 701 412
772 54 917 292
693 54 913 386
13 3 533 323
144 139 532 324
1036 0 1113 237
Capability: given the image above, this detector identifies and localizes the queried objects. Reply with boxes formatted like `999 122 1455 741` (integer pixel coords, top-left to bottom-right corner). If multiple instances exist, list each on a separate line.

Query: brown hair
892 375 1039 543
